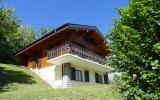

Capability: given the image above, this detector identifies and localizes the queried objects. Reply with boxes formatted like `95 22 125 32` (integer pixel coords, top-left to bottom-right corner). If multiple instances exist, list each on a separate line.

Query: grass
0 63 121 100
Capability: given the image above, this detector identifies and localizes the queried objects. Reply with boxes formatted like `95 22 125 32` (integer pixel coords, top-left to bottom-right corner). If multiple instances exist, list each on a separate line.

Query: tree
12 26 36 53
37 27 54 38
107 0 160 99
0 2 36 64
0 6 19 63
11 25 36 64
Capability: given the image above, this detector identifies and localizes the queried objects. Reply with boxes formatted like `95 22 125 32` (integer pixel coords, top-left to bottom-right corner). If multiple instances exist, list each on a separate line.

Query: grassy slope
0 63 121 100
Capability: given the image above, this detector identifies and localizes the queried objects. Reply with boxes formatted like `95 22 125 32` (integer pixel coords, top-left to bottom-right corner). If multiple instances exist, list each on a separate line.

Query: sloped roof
15 23 107 56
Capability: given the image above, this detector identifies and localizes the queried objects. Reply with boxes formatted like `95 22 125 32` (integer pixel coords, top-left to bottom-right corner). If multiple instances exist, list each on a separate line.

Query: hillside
0 63 121 100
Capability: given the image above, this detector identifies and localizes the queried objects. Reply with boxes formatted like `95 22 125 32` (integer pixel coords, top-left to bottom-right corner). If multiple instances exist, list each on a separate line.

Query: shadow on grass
0 65 36 92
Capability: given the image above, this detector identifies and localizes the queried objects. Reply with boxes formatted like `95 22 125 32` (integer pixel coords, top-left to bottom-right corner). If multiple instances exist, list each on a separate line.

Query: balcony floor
47 53 112 72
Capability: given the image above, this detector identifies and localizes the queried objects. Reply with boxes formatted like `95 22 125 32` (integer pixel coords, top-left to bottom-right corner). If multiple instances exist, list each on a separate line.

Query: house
15 23 111 88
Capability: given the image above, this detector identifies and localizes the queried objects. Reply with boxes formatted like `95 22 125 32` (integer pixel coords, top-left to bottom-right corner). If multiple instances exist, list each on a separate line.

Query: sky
2 0 128 35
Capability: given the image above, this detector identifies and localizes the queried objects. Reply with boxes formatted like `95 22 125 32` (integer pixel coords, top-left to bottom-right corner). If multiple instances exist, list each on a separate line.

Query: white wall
30 65 56 88
30 63 107 88
54 65 63 88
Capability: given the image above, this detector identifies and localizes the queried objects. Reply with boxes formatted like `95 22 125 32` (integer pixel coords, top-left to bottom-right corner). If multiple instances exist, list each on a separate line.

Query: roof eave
15 23 108 57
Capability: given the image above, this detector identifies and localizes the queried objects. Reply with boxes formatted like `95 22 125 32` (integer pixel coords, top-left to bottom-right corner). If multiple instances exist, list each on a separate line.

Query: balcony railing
47 42 106 65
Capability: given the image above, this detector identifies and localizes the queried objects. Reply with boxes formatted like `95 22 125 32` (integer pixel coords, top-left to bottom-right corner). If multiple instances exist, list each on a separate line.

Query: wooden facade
15 23 109 69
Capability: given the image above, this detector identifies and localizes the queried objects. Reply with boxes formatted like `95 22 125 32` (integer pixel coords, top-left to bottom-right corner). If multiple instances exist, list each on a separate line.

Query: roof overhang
15 23 109 57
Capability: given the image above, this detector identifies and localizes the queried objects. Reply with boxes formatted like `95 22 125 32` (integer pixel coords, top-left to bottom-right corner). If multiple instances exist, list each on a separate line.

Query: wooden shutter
98 75 102 84
104 74 109 84
62 64 63 77
37 50 41 68
80 70 83 81
23 55 29 67
32 54 36 68
71 67 76 80
95 73 99 83
84 70 89 82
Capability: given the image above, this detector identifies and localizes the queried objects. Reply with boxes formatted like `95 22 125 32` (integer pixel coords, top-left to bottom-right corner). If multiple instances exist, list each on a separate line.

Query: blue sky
3 0 128 35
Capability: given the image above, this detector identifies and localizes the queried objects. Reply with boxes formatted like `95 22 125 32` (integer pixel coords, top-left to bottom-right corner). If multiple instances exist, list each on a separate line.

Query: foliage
0 3 36 64
0 63 121 100
36 27 54 38
107 0 160 99
12 26 36 54
0 1 53 64
9 25 36 64
0 6 19 64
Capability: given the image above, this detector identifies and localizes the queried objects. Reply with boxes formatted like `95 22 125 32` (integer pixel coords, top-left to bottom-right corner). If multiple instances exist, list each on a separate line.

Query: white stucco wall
30 63 107 88
54 65 63 88
30 65 56 88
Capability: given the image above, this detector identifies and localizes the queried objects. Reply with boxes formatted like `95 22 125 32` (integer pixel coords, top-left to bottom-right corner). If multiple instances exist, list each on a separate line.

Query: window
95 73 103 83
84 70 89 82
75 70 82 81
70 67 83 82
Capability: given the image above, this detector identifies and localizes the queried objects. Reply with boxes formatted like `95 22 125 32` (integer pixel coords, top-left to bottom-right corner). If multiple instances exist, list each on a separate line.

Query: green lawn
0 63 121 100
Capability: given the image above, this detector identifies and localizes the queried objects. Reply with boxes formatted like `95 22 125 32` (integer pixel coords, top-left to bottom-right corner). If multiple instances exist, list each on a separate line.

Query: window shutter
104 74 109 84
95 73 99 83
37 50 41 68
32 54 36 68
84 70 89 82
62 64 63 76
98 75 102 84
71 67 76 80
77 70 82 81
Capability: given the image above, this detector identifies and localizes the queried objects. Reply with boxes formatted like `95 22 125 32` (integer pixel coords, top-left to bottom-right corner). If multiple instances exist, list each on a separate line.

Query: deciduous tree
0 2 36 64
107 0 160 99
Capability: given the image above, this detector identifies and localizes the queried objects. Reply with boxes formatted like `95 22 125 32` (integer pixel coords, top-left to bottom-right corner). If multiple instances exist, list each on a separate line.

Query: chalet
15 23 111 88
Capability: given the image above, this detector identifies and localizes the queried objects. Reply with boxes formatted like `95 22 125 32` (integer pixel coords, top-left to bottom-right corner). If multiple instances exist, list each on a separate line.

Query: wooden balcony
47 43 106 65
